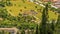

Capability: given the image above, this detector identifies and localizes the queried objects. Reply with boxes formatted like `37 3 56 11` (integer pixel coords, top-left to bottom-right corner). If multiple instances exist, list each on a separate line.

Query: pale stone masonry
0 28 18 34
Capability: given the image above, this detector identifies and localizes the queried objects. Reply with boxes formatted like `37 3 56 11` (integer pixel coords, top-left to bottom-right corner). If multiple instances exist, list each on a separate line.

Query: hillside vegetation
0 0 60 34
1 0 58 21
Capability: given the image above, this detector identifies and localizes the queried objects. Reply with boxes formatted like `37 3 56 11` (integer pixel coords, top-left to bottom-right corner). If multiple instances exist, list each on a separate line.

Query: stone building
53 0 60 8
43 0 60 8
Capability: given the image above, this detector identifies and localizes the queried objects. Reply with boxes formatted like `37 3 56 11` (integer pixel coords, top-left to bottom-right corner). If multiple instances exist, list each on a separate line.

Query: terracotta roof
53 0 60 8
43 0 57 2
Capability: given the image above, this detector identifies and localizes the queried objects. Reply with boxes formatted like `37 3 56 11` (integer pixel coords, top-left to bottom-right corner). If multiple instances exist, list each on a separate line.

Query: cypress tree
56 14 60 26
49 20 55 34
21 29 25 34
36 24 38 34
51 20 55 31
40 3 49 34
55 13 60 34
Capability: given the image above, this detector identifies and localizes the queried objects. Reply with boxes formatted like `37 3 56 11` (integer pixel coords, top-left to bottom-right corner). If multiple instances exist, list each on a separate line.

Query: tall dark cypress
56 14 60 26
51 20 55 31
55 13 60 34
21 29 25 34
50 20 55 34
36 24 38 34
40 3 49 34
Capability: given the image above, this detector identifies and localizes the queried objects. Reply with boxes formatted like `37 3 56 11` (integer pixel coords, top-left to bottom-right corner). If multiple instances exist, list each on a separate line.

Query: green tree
36 24 38 34
21 29 25 34
0 0 5 7
55 12 60 34
40 3 49 34
0 9 8 19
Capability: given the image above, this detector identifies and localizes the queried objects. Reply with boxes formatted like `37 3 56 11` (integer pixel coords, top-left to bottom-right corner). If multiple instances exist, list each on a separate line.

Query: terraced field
4 0 58 21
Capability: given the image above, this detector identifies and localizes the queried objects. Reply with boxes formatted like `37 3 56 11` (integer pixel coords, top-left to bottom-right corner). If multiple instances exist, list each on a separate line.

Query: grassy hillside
3 0 58 21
